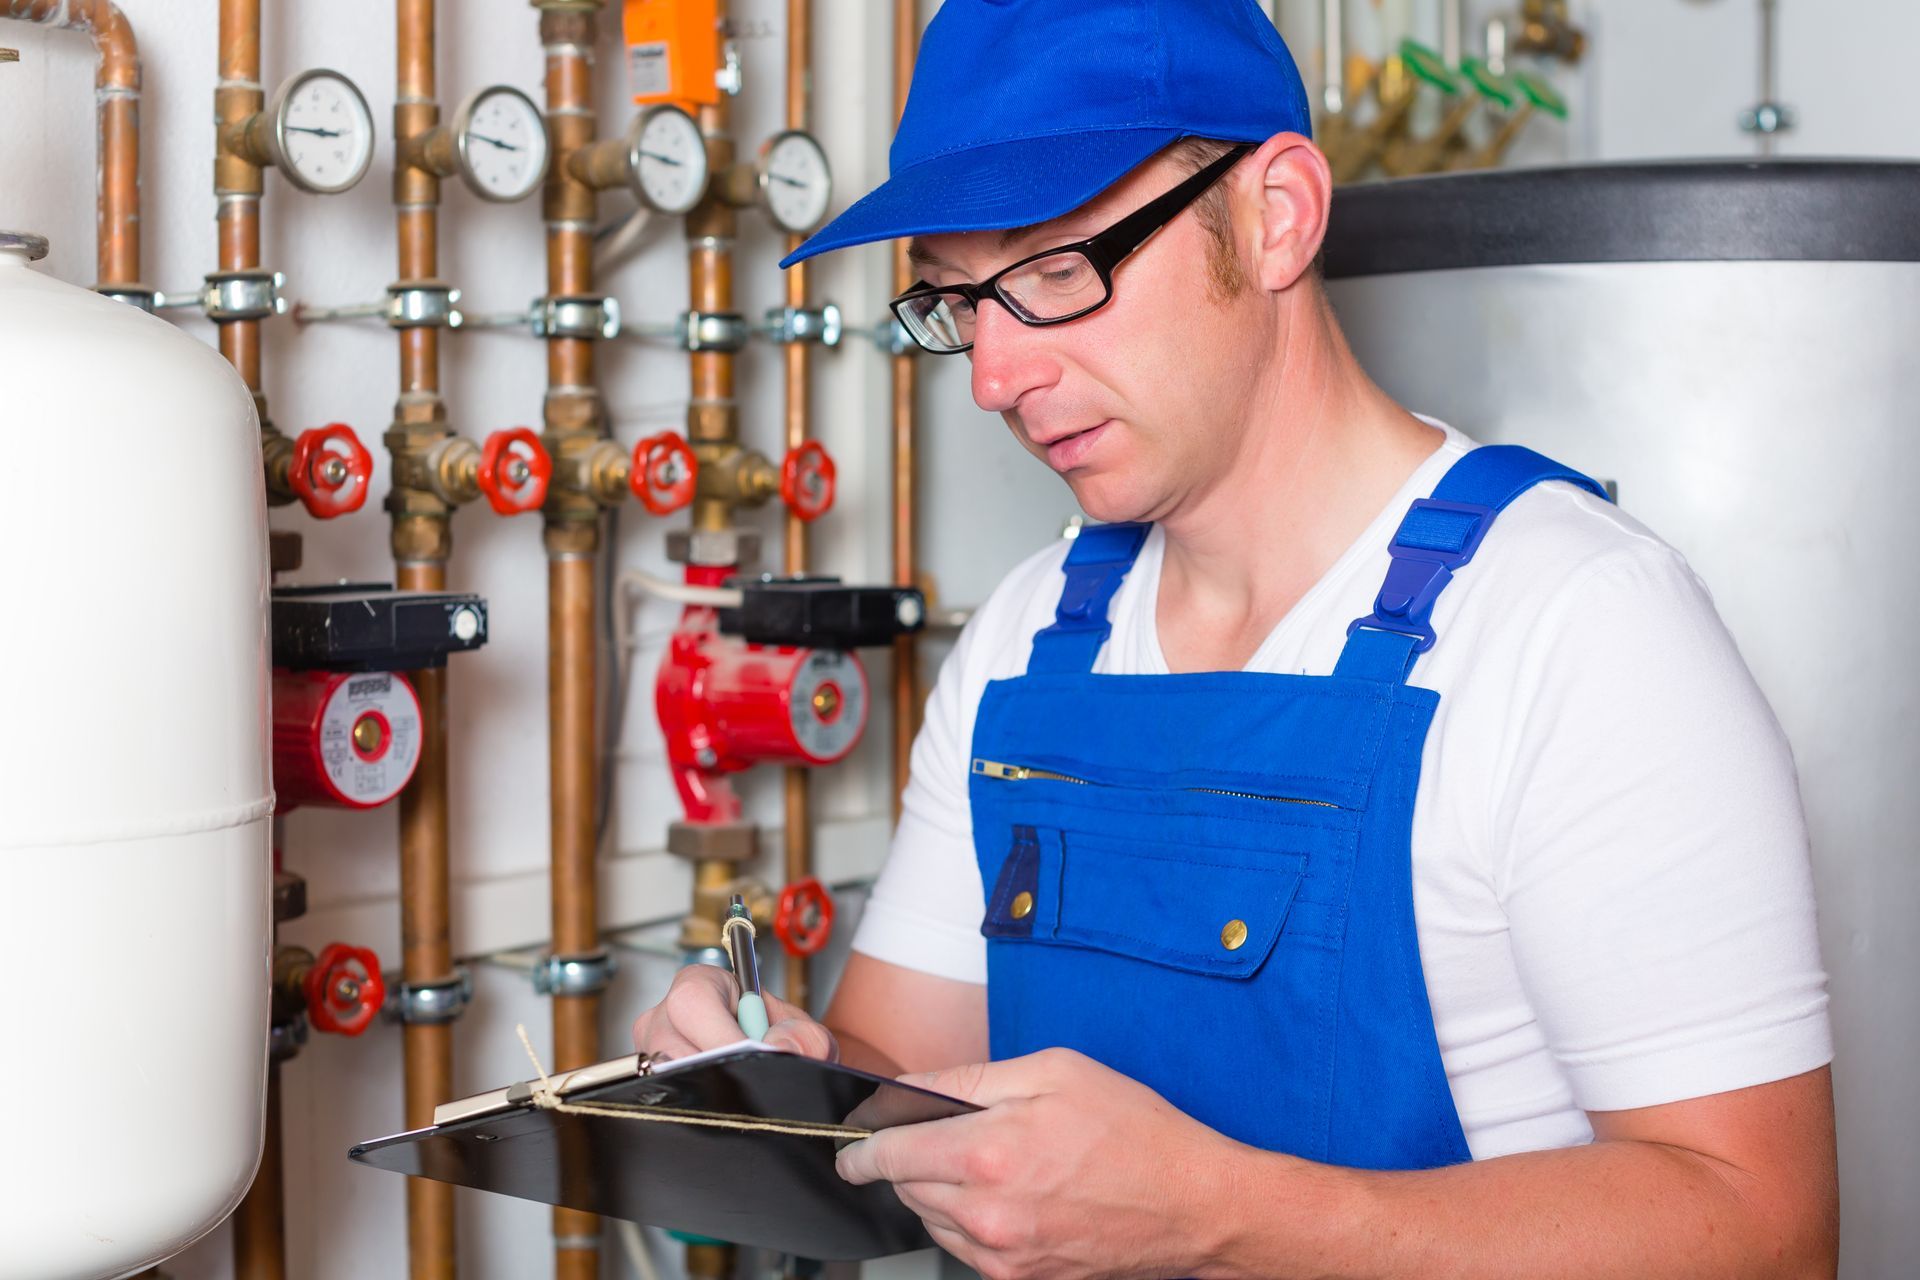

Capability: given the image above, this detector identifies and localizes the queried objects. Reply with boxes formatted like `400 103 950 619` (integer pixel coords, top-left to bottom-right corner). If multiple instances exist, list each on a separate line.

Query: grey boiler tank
1324 161 1920 1279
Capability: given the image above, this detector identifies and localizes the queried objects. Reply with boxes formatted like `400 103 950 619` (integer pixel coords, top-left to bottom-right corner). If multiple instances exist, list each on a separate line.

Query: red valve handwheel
303 942 386 1037
476 427 553 515
773 877 835 957
288 423 374 519
631 431 698 516
779 441 836 522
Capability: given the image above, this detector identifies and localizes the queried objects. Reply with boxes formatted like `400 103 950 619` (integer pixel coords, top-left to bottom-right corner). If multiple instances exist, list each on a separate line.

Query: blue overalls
969 446 1609 1170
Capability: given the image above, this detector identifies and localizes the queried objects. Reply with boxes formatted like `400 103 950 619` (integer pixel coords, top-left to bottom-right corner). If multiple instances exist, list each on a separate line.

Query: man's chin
1063 473 1156 526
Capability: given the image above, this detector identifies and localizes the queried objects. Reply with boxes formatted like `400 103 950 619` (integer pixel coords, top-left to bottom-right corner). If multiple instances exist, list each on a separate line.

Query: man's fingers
835 1116 974 1187
764 1016 837 1061
653 966 750 1052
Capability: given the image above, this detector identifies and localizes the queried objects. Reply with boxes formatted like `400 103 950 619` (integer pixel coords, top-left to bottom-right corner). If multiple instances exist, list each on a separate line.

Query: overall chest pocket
984 823 1309 978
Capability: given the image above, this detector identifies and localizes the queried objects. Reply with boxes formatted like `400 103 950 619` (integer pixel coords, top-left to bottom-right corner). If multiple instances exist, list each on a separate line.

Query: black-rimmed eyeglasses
889 143 1253 355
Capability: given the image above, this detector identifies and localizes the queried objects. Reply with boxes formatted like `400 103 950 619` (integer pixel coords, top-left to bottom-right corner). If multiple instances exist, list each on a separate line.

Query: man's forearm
1202 1139 1836 1280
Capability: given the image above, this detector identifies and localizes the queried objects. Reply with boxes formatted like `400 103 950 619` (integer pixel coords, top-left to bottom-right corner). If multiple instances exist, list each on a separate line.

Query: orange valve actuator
631 431 698 515
477 427 553 515
774 877 835 957
287 422 374 518
304 943 385 1036
780 441 836 522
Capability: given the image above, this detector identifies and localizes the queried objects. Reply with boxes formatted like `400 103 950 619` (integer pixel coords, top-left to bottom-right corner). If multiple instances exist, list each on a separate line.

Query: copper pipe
1 1 141 288
890 0 922 816
537 10 607 1275
230 1062 286 1279
216 0 263 386
779 0 816 1012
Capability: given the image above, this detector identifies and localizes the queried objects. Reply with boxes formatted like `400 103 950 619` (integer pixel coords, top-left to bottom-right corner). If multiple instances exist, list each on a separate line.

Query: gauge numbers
272 69 374 195
758 130 832 234
627 105 709 216
454 86 548 202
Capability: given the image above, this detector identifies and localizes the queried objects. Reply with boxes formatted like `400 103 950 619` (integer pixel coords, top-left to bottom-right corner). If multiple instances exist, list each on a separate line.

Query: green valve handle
1399 39 1462 95
1461 57 1518 110
1515 71 1569 119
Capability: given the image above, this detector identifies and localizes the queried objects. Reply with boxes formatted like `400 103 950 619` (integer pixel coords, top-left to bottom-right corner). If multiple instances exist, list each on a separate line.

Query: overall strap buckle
1027 522 1151 675
1345 499 1494 654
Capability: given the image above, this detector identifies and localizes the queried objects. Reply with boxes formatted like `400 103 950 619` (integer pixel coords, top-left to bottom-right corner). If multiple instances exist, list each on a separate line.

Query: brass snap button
1010 891 1035 920
1221 919 1249 951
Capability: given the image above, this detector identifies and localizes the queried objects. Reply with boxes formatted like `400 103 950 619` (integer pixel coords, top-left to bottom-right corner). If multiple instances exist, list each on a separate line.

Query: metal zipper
971 758 1337 808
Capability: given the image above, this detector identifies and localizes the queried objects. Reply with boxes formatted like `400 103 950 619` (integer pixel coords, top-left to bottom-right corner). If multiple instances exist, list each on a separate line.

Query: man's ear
1243 132 1332 293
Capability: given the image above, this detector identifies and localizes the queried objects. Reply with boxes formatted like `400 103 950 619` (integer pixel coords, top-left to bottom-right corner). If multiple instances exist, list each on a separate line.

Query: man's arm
837 1054 1836 1280
824 952 988 1077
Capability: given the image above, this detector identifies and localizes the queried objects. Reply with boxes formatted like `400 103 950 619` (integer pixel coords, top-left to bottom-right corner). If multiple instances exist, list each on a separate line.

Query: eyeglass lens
899 248 1110 352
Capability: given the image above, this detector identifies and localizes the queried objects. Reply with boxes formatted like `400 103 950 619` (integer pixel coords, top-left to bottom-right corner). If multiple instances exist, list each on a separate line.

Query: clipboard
349 1042 976 1260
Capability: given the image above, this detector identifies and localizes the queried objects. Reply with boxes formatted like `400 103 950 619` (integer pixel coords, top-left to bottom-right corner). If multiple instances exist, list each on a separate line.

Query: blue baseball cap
779 0 1312 269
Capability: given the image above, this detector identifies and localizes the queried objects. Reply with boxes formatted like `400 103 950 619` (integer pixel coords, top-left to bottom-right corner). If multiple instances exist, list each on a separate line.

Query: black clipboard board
349 1043 975 1260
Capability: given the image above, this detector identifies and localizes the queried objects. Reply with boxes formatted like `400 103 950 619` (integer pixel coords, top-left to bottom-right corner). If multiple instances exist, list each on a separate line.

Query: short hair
1166 137 1325 298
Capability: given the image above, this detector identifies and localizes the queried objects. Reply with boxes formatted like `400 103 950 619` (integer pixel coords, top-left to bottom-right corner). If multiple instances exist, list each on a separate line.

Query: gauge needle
469 132 521 152
769 171 807 188
286 125 344 138
639 150 683 167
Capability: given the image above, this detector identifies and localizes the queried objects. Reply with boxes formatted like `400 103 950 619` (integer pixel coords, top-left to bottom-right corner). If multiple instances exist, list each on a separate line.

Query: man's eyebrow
905 239 948 269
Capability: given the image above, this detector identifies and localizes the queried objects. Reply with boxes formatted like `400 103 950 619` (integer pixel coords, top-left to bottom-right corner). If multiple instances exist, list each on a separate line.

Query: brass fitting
260 399 298 506
547 432 632 512
693 440 779 510
1513 0 1586 64
678 866 774 954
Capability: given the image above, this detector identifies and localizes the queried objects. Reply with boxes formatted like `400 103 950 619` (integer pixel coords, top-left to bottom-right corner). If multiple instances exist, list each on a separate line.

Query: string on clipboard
514 1024 873 1141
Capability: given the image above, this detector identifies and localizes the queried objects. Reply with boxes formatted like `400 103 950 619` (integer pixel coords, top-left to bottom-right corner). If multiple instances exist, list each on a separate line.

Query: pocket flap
1052 830 1304 978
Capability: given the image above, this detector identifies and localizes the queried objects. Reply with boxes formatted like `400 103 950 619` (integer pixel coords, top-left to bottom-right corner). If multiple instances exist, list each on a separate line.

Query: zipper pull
971 758 1030 781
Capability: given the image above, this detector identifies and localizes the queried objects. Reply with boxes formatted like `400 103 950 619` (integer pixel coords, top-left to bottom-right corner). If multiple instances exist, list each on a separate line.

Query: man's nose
968 300 1058 414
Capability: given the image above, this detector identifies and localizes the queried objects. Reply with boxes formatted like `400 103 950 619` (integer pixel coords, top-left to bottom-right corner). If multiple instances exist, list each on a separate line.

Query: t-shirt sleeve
1491 544 1832 1112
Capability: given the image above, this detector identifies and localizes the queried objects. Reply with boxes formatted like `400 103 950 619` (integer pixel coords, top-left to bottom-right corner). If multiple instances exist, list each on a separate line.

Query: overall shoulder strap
1026 522 1152 675
1335 445 1611 685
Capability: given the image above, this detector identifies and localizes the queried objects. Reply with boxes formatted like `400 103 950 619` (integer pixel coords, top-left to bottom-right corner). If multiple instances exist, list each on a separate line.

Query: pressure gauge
451 85 549 202
265 69 375 195
757 130 832 234
627 105 709 215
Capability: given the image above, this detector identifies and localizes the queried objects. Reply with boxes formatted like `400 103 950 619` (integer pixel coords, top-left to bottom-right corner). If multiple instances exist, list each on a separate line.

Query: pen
723 894 770 1041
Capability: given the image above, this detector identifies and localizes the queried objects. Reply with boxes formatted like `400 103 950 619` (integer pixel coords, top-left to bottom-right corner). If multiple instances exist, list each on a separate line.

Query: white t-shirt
854 422 1832 1160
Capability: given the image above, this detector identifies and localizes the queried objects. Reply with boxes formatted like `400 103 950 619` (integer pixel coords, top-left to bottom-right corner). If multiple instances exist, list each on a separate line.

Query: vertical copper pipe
230 1062 286 1279
538 7 605 1276
1 1 141 288
215 0 264 389
780 0 815 1012
890 0 921 815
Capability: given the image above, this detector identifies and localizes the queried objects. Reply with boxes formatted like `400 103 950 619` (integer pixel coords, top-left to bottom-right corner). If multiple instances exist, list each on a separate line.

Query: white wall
0 1 1906 1277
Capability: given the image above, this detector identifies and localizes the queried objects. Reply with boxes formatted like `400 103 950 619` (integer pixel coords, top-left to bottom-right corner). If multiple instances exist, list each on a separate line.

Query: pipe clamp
678 310 751 352
389 968 473 1025
533 949 617 998
533 294 621 341
202 269 289 323
95 285 160 312
762 304 842 348
387 281 464 329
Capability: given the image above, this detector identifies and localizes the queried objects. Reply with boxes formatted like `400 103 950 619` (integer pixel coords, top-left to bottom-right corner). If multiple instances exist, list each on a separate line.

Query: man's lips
1035 420 1112 471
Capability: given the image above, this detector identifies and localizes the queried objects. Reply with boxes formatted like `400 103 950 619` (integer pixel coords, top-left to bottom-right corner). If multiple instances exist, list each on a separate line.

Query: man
633 1 1838 1275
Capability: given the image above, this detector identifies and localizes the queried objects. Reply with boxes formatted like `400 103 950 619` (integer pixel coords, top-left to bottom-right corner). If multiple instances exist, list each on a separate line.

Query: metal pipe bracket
201 270 290 323
762 304 842 347
386 281 464 329
532 950 618 998
678 310 751 352
388 968 474 1026
533 294 622 341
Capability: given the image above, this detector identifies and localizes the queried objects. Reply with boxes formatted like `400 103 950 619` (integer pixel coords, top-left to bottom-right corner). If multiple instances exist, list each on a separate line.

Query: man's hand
630 964 837 1061
835 1048 1235 1280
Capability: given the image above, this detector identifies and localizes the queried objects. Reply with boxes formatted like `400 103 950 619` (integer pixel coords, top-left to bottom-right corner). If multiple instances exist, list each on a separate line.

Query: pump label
627 41 671 98
790 650 867 764
318 671 422 806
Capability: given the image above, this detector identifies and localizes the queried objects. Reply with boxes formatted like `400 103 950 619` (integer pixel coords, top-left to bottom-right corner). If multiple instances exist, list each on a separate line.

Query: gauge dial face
273 69 374 194
454 86 549 202
759 130 832 234
628 106 709 215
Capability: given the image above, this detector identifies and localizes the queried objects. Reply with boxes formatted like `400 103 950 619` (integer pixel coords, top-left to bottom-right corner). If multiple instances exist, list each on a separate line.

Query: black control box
272 583 489 672
717 576 925 649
